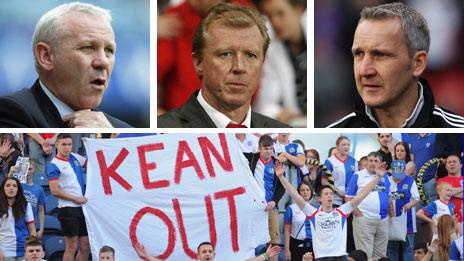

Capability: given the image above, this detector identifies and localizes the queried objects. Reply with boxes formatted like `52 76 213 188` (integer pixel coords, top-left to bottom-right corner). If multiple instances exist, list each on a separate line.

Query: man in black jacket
328 2 464 128
243 135 285 260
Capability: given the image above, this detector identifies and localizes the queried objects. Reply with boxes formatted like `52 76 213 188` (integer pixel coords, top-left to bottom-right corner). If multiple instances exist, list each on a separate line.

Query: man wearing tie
157 3 289 128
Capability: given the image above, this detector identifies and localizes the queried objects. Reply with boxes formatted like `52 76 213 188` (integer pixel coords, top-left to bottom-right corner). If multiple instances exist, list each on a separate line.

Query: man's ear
192 53 203 77
35 42 54 71
412 51 428 77
295 4 305 16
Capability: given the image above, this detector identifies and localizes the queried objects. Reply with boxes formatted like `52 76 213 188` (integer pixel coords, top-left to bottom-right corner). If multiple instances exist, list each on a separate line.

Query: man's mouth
362 83 382 89
90 78 107 88
227 82 246 87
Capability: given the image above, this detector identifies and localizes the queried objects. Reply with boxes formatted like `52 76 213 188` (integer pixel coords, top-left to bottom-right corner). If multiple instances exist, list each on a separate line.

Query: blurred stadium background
315 0 464 127
0 0 150 127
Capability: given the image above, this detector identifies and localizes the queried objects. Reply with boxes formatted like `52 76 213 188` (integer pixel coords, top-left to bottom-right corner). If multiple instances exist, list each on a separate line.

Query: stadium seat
43 235 65 260
44 215 62 234
32 172 49 188
45 194 59 216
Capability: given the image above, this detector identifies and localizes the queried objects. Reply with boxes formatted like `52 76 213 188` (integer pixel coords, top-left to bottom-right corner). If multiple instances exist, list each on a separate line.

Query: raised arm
275 161 306 210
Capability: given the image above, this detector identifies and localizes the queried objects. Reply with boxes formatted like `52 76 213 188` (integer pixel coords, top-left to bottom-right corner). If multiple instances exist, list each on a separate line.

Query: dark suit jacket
157 90 290 128
0 79 131 128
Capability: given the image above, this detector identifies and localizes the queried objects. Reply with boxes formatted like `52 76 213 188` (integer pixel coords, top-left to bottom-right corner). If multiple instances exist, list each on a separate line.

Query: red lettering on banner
173 199 197 258
137 143 170 190
129 207 176 260
214 187 246 252
198 133 233 178
205 195 217 248
128 186 246 259
96 149 132 195
173 196 218 259
174 141 205 184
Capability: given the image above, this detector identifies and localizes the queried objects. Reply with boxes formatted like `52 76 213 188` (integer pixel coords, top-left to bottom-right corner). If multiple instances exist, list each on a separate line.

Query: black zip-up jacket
328 78 464 128
243 153 285 205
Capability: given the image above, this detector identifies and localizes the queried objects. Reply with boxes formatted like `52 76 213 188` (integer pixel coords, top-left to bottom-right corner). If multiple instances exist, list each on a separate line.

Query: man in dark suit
157 3 289 128
0 2 131 128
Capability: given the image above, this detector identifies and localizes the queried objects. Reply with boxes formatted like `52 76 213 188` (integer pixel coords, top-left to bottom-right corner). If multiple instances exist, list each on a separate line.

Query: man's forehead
61 12 114 37
205 22 263 47
353 18 405 48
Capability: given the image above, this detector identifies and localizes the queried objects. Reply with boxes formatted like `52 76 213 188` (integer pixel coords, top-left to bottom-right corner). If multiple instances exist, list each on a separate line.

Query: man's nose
358 55 377 77
93 49 111 69
231 54 246 74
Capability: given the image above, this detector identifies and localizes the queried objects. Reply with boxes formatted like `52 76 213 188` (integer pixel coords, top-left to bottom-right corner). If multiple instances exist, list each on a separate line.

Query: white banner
83 133 269 260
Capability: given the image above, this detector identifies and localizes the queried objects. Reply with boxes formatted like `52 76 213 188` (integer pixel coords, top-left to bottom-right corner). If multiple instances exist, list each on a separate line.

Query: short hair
335 136 349 146
258 134 274 148
437 181 452 192
367 151 382 162
414 241 427 252
32 2 113 72
446 153 462 164
56 133 72 141
99 245 115 256
359 2 430 58
25 235 42 249
197 241 213 252
318 185 335 197
377 133 392 138
192 3 270 60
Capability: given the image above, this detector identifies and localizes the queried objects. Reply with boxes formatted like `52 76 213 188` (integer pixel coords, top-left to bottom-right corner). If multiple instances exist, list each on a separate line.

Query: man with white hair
0 2 131 128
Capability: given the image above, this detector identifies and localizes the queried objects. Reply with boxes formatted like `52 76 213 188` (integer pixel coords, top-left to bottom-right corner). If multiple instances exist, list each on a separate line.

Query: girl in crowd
421 214 458 261
0 177 36 261
283 181 313 261
394 141 412 163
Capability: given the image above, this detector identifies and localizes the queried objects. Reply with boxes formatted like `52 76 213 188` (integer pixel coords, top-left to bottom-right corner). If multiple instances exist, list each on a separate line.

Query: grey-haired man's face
352 18 416 110
45 12 115 110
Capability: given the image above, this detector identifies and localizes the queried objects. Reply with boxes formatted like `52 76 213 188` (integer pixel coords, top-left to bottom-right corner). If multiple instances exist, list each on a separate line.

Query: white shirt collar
365 81 424 127
39 80 75 119
196 89 251 128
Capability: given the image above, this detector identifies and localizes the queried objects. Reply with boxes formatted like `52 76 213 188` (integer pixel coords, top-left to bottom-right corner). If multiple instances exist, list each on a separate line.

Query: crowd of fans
0 133 463 260
235 133 463 261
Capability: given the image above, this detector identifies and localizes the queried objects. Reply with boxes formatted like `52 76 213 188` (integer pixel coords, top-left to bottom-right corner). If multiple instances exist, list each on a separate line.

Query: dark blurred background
0 0 150 127
315 0 464 127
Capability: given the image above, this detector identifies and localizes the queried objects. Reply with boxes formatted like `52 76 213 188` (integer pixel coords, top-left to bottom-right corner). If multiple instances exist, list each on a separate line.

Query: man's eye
81 46 94 50
219 52 232 58
373 51 387 57
245 52 257 59
105 47 115 55
353 51 364 57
